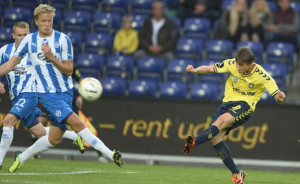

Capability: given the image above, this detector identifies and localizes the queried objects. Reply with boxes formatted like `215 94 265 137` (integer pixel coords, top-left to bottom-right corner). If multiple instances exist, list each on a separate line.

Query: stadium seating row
99 76 281 104
76 54 289 94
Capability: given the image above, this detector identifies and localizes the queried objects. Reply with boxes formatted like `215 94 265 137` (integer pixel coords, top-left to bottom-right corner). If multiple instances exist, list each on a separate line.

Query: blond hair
122 15 132 24
34 4 56 20
13 21 30 34
250 0 271 14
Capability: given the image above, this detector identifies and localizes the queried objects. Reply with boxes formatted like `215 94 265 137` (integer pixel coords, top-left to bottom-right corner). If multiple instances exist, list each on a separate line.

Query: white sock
44 127 50 135
0 127 14 165
45 126 77 141
19 135 54 163
62 130 78 141
78 128 113 160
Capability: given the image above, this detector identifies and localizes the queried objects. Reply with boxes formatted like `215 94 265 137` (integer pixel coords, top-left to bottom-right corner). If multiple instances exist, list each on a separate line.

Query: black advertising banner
1 94 300 161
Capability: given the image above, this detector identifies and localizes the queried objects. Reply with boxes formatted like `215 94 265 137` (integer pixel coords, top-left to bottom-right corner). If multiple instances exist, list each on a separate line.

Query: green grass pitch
0 158 299 184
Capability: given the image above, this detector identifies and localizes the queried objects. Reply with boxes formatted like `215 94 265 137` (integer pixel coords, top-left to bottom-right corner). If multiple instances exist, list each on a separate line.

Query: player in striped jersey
0 5 124 172
0 22 86 170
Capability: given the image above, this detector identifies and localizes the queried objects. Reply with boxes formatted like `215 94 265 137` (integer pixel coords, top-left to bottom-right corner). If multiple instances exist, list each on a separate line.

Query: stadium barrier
1 95 300 168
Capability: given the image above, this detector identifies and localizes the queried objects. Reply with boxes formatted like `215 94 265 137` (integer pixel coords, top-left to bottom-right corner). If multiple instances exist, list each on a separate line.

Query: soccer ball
79 77 103 102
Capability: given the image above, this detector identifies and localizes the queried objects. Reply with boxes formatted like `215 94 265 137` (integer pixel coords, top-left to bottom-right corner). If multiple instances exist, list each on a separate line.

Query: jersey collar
242 64 257 77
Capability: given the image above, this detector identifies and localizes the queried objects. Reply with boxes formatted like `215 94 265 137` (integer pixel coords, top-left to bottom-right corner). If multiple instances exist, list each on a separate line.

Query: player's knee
48 137 62 146
3 114 17 127
210 136 222 145
33 131 46 139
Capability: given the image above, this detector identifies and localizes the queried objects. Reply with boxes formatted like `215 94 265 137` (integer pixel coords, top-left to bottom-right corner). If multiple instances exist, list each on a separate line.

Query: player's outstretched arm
0 56 21 77
274 91 286 104
186 65 214 74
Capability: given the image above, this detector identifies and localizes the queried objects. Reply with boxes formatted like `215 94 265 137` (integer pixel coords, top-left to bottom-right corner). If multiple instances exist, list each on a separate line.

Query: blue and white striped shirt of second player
14 30 74 93
0 43 36 100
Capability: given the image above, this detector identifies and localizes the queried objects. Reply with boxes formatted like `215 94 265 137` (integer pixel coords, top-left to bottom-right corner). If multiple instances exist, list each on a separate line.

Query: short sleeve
213 59 234 73
14 35 30 58
61 35 73 61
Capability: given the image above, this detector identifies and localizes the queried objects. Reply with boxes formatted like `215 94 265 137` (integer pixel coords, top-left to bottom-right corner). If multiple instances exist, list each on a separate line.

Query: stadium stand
0 0 298 104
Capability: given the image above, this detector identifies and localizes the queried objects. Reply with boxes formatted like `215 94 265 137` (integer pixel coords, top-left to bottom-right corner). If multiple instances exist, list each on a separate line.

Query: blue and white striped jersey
14 30 74 93
0 43 36 100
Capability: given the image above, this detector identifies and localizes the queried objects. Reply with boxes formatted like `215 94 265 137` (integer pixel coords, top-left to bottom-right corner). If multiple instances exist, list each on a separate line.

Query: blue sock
195 125 219 146
214 141 240 174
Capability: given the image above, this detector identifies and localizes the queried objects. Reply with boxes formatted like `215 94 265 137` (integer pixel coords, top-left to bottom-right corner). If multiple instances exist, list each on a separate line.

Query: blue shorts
10 93 41 129
212 101 253 135
37 90 74 131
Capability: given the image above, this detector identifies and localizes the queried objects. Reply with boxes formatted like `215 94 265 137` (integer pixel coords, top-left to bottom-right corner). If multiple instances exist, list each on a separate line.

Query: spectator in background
249 0 273 42
215 0 250 43
113 15 139 55
178 0 197 21
267 0 299 46
193 0 222 23
134 1 177 62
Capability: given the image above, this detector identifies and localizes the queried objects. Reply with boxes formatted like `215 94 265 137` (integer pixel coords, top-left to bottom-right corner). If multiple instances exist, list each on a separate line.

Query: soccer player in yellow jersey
182 47 285 184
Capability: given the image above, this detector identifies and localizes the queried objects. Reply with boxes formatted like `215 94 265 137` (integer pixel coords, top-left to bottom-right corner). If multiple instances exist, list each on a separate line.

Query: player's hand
76 96 83 109
186 65 196 73
41 43 53 59
0 82 6 94
274 91 285 104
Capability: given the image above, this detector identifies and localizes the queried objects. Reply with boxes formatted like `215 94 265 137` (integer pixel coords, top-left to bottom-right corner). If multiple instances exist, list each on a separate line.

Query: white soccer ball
79 77 103 102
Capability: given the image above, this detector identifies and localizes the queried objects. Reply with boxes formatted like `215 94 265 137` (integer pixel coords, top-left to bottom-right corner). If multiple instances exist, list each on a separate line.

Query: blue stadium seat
212 19 220 38
72 0 99 11
76 53 105 79
167 58 196 82
129 79 157 97
0 27 13 46
131 0 155 15
0 0 8 7
236 41 264 63
137 57 164 82
170 17 181 36
64 30 84 53
262 62 288 90
85 32 113 54
46 0 69 9
221 0 234 11
131 14 148 30
160 81 188 99
106 55 134 78
291 2 300 15
190 81 221 101
267 1 277 12
267 42 294 67
64 10 92 32
4 7 32 27
175 37 204 59
197 60 225 82
183 18 211 39
12 0 39 8
94 12 122 33
206 40 233 60
53 8 63 30
100 77 127 96
101 0 128 13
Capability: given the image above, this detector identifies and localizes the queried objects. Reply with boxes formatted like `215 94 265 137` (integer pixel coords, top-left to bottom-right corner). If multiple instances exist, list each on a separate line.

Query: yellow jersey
113 28 139 54
213 58 279 111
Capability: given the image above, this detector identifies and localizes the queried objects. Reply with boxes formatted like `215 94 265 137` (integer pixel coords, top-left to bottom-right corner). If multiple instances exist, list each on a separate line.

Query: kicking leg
67 113 124 167
183 113 234 154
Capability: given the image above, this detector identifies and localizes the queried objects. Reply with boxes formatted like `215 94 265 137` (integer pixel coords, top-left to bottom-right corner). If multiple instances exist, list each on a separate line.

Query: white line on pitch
0 170 140 176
